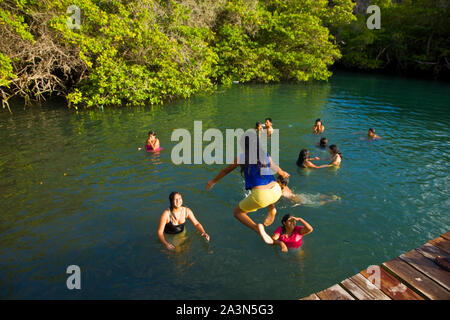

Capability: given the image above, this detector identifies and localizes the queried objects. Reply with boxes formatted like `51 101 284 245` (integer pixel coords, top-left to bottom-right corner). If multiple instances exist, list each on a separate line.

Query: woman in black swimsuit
157 191 210 251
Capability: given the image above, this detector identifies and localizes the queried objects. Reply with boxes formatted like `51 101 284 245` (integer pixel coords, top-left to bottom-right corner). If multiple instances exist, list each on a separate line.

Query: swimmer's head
264 118 272 127
148 130 156 137
315 118 322 125
239 131 268 175
276 175 289 186
255 122 263 130
296 149 310 167
319 137 328 148
368 128 375 136
329 144 341 158
281 214 296 232
169 191 182 210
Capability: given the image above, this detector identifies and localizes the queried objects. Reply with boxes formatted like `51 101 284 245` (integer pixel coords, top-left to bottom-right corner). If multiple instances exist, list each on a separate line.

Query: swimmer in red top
138 130 161 152
257 214 313 252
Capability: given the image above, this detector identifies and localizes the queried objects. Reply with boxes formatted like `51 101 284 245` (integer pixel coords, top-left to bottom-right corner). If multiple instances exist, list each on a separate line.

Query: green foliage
212 0 356 84
1 0 356 109
0 52 15 87
337 0 450 78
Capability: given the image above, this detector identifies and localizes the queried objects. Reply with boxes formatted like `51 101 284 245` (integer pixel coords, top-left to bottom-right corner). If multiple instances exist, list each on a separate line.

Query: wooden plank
346 273 391 300
383 257 450 300
428 237 450 255
316 284 355 300
300 293 320 300
341 278 372 300
441 231 450 241
400 247 450 291
417 242 450 261
360 266 423 300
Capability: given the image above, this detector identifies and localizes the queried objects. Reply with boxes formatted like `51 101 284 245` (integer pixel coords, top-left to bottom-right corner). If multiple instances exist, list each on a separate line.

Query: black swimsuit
164 207 186 234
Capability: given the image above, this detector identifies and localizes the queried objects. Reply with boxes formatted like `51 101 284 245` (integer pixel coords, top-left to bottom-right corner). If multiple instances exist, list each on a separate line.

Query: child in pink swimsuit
258 214 313 252
138 130 161 152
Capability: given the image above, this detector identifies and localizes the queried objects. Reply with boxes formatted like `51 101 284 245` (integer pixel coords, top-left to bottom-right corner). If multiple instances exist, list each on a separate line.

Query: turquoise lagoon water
0 72 449 299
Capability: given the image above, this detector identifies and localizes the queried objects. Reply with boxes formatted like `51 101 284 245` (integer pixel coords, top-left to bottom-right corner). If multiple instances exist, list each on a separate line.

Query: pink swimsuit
273 226 304 249
146 144 161 152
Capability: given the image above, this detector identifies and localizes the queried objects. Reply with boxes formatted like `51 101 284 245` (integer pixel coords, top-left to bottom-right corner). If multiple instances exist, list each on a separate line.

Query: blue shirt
239 153 276 190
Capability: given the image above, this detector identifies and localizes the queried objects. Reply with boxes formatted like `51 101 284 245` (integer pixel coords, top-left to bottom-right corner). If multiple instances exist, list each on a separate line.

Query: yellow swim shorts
239 183 282 212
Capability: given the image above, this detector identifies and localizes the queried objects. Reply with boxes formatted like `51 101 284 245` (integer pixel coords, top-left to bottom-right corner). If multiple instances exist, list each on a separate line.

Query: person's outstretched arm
296 217 314 236
157 211 175 250
269 156 290 178
272 231 288 252
206 157 239 190
186 208 210 242
305 160 323 169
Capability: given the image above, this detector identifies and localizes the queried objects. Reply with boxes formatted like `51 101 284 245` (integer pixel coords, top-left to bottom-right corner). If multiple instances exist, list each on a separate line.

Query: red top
273 226 304 249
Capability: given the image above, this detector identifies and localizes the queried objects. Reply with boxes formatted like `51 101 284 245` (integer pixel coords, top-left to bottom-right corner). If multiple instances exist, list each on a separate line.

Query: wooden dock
301 230 450 300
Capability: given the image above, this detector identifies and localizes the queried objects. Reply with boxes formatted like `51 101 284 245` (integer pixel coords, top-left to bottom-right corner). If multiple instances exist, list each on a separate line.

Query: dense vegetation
0 0 448 111
336 0 450 78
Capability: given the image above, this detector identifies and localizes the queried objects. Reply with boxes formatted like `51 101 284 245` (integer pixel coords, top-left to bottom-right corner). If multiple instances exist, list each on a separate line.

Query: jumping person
258 214 313 252
206 132 290 237
157 192 210 251
313 119 325 134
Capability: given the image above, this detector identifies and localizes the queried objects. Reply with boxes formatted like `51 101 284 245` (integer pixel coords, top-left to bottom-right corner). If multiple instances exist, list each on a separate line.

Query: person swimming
276 175 340 206
257 214 313 252
206 131 290 240
322 144 342 167
255 122 263 136
317 137 328 149
157 192 210 251
138 130 161 152
264 118 274 137
368 128 382 140
296 149 322 168
313 118 325 134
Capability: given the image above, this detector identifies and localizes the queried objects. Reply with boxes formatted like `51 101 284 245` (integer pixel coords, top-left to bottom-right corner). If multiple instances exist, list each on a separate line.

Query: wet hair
276 174 289 186
329 144 342 159
296 149 310 167
240 133 269 177
169 191 181 211
255 122 262 129
368 128 375 134
319 137 328 148
265 117 272 124
281 214 292 233
148 130 156 136
315 118 322 124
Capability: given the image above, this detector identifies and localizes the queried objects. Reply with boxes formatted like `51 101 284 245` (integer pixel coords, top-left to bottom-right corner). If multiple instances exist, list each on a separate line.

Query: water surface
0 72 449 299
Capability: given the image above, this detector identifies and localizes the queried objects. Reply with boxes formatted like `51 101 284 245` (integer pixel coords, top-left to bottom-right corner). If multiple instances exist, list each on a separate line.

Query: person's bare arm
305 160 322 169
148 138 158 150
186 208 210 241
269 156 289 178
295 217 313 236
157 211 175 250
271 233 287 252
206 157 239 190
